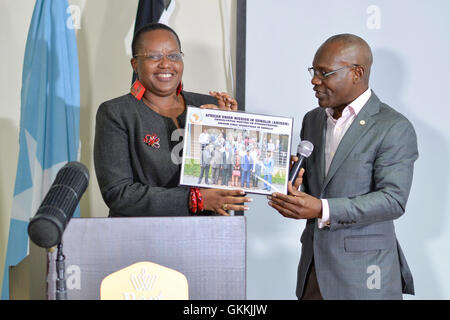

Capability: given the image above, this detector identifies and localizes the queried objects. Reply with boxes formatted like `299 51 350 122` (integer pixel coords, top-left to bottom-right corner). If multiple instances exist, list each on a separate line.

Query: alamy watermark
366 265 381 290
66 5 81 30
367 5 381 29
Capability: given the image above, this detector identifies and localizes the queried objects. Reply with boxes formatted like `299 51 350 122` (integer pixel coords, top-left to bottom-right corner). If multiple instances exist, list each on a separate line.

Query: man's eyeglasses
133 52 184 62
308 64 360 80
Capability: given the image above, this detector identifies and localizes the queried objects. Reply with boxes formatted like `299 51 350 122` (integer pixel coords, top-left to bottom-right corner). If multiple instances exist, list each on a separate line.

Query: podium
9 216 246 300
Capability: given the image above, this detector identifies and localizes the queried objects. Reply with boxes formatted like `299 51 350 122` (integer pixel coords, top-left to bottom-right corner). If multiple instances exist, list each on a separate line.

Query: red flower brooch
144 134 160 149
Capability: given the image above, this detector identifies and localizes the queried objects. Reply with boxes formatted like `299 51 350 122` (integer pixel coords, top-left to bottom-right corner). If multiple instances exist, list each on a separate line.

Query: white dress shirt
318 88 372 228
199 132 210 145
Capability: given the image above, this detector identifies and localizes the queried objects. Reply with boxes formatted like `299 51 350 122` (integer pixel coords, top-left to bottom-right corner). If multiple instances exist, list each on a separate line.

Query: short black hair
131 23 182 57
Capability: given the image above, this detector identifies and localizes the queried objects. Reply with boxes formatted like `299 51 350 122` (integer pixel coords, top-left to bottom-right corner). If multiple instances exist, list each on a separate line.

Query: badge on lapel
144 134 160 149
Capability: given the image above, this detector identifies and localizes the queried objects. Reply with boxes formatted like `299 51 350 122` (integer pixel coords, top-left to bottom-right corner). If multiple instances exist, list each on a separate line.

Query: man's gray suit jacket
297 91 418 300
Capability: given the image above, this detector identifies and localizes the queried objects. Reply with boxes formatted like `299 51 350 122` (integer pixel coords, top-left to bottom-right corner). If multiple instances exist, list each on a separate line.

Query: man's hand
268 180 322 220
291 165 303 190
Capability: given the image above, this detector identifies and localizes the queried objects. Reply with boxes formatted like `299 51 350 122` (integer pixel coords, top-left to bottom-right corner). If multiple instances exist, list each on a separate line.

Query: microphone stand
55 242 67 300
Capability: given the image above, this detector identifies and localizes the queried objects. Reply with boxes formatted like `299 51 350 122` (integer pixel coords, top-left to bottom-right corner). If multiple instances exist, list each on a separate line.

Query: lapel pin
359 120 366 126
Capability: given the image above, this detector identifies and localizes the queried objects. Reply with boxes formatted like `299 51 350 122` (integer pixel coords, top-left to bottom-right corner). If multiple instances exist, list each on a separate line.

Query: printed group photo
180 108 293 195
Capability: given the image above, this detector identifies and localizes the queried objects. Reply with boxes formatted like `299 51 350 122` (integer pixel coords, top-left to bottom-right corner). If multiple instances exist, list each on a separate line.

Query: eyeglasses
308 64 360 80
133 52 184 62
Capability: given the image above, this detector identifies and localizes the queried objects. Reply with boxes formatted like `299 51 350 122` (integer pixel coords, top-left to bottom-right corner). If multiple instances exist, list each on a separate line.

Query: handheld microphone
28 161 89 248
288 140 314 183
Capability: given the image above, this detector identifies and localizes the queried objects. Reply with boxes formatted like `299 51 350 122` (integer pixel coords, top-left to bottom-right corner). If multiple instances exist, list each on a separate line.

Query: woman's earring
130 70 145 100
131 78 146 100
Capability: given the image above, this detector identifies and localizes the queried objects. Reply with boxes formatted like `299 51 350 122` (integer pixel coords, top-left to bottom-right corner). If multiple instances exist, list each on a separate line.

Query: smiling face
311 35 371 112
131 29 183 97
311 42 358 110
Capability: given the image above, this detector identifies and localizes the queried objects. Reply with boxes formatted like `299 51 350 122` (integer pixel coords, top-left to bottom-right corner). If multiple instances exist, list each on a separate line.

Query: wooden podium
9 216 246 300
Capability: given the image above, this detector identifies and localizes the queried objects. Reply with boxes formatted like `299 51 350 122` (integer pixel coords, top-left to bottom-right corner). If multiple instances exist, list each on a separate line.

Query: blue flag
2 0 80 299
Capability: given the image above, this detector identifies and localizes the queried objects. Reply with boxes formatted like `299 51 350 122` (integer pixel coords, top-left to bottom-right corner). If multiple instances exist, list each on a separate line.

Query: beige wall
0 0 236 292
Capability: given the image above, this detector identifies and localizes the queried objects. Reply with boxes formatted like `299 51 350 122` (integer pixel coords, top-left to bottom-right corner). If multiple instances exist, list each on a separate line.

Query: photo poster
180 107 293 195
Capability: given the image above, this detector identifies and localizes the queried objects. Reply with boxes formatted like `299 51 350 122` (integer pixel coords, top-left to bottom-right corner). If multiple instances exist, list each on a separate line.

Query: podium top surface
62 215 246 244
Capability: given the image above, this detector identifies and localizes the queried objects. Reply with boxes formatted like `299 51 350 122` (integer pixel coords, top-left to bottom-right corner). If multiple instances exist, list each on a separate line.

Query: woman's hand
201 188 252 216
200 91 238 111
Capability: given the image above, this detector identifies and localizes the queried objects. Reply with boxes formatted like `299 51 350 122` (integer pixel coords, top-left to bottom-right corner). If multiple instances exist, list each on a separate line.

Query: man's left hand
268 181 322 220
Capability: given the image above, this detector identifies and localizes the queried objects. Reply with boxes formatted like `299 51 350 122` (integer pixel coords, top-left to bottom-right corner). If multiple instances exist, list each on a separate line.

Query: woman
94 23 251 217
232 151 241 187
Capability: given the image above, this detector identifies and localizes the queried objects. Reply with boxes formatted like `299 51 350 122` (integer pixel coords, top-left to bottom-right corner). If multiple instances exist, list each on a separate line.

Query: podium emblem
100 261 188 300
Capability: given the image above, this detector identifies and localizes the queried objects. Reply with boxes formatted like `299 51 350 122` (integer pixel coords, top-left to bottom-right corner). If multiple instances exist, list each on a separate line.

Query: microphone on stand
28 161 89 248
288 140 314 183
27 161 89 300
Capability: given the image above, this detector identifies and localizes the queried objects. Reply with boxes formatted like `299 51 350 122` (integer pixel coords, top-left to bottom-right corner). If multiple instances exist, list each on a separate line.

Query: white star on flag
11 130 66 224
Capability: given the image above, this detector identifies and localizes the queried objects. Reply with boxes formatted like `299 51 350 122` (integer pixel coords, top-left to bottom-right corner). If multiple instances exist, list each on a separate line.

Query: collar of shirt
323 87 372 173
325 87 372 122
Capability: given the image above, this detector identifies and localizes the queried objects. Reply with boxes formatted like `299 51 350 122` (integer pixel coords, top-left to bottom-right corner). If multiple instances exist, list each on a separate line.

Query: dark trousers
221 167 230 185
241 170 250 187
300 259 324 300
212 166 221 184
198 165 210 184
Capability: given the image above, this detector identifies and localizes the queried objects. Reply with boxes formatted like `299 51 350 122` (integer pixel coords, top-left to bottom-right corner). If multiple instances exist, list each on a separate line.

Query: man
241 149 253 188
267 139 275 152
268 34 418 300
250 147 262 188
199 128 210 150
221 145 233 186
211 145 222 185
198 144 212 184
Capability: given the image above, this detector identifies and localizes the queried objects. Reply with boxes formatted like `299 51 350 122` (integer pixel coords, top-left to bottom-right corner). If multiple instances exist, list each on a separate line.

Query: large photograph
180 107 293 195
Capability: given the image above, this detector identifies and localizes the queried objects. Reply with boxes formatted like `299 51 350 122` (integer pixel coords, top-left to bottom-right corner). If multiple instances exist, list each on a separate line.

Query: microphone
28 161 89 248
288 140 314 183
